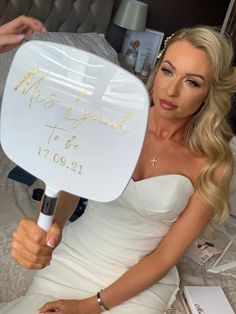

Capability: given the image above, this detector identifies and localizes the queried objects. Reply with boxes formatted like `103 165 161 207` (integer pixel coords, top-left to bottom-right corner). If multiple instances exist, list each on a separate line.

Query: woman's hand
0 33 25 53
0 15 46 53
0 15 46 36
38 297 101 314
11 218 62 269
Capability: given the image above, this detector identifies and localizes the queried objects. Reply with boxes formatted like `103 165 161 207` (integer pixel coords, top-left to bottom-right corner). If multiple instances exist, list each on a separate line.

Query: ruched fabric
0 175 193 313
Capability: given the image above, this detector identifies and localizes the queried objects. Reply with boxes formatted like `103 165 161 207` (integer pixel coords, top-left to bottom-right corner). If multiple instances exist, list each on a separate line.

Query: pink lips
159 99 178 110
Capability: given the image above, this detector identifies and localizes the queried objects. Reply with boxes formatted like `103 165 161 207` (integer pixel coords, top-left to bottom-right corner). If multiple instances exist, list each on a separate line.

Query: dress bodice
64 175 194 269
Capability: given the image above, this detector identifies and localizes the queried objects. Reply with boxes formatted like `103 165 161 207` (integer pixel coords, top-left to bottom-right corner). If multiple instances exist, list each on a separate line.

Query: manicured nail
17 34 25 41
47 237 56 248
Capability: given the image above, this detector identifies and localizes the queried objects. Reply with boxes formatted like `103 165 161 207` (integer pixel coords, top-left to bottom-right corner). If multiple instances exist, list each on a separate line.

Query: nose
167 78 180 97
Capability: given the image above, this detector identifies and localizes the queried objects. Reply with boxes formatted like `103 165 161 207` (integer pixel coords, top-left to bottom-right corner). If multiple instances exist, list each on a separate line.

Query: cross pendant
150 157 157 166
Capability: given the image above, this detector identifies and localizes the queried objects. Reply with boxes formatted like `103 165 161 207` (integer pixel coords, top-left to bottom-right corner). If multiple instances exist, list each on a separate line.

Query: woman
0 15 46 53
1 26 236 314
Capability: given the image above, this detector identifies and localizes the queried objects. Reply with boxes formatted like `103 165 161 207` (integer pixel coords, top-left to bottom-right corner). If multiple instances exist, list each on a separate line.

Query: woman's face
152 40 210 120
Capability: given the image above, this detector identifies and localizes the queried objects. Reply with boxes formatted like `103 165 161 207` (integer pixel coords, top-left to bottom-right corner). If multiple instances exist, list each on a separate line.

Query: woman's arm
11 191 80 269
38 191 214 314
99 191 214 309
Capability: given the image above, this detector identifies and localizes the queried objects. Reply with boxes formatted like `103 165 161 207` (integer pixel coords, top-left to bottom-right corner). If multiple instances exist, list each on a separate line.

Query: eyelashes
186 79 200 88
160 67 200 88
161 67 173 76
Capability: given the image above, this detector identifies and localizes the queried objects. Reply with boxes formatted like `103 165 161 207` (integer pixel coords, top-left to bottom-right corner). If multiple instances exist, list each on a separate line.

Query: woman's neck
148 106 188 142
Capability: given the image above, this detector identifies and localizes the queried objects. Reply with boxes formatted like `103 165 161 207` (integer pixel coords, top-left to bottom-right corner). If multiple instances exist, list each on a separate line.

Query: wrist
85 296 101 314
96 290 109 312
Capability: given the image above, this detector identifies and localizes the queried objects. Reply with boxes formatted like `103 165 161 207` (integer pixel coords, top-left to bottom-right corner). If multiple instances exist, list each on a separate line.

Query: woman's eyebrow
186 73 206 81
162 60 175 69
162 60 206 81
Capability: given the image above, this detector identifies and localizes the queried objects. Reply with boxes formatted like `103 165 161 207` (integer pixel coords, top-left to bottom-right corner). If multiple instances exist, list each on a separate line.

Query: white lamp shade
114 0 148 31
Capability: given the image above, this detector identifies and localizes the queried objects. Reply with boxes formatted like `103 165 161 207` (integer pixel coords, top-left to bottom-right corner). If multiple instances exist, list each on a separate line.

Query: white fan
1 41 149 231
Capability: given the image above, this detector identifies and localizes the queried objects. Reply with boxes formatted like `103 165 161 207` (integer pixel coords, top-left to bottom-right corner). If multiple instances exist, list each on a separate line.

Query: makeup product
207 260 236 273
182 286 234 314
207 235 236 273
125 48 138 67
211 239 233 267
135 47 147 74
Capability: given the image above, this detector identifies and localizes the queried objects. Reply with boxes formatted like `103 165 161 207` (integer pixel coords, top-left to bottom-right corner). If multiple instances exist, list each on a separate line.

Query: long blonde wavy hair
147 26 236 223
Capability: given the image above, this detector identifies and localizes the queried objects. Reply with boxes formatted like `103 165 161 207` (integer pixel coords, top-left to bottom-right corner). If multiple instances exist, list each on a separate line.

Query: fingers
0 15 46 37
13 16 46 38
23 16 46 35
8 15 46 34
38 298 98 313
46 221 62 248
0 34 24 53
38 300 64 313
12 231 51 269
0 15 46 52
19 15 46 33
11 218 57 269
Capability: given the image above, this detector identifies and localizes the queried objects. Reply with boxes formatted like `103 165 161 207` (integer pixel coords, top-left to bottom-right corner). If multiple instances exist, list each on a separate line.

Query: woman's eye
186 79 199 88
161 67 173 76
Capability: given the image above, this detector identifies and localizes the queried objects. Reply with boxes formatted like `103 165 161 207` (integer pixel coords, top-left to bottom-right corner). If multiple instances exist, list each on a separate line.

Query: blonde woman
1 26 236 314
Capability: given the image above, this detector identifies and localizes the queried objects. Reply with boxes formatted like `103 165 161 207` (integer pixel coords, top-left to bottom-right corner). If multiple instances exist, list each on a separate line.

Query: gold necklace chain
146 131 158 167
148 133 171 167
149 135 158 166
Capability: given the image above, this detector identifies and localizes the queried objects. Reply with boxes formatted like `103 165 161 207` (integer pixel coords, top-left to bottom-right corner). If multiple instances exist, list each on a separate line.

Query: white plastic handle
37 211 54 232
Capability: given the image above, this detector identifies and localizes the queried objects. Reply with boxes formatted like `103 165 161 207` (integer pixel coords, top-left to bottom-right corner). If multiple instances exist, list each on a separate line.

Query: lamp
114 0 148 32
114 0 148 64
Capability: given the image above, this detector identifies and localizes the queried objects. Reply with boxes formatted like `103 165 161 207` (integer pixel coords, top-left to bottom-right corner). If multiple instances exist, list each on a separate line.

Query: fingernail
17 34 25 40
47 237 56 248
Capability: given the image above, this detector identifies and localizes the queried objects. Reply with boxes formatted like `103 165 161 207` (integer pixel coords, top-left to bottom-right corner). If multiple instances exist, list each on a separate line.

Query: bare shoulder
173 143 207 185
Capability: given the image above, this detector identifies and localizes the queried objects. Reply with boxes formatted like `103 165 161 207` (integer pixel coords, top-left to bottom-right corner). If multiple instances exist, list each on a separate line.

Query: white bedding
0 144 41 301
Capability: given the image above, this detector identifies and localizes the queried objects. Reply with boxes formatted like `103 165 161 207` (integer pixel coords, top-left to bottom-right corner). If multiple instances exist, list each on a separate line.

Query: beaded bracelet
96 290 109 311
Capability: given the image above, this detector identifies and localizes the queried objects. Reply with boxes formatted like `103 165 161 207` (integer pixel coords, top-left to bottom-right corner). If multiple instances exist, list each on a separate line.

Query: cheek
191 85 209 103
152 74 162 98
152 71 209 112
183 92 207 114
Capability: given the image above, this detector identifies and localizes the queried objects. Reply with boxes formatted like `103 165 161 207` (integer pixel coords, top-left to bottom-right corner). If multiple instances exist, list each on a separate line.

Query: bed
0 1 236 313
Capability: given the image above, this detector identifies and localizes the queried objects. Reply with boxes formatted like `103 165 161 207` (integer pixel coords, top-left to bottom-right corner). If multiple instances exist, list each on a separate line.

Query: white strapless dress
0 175 193 314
